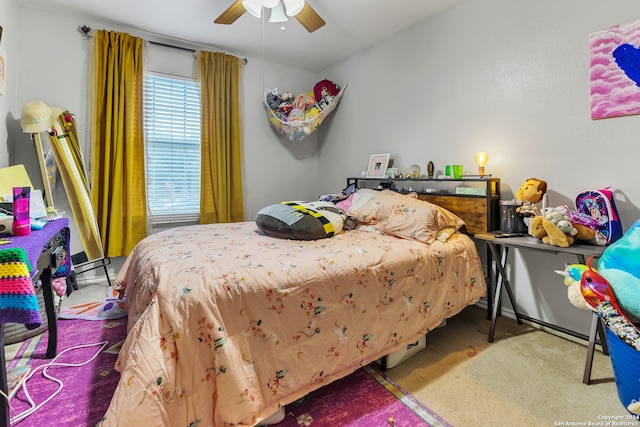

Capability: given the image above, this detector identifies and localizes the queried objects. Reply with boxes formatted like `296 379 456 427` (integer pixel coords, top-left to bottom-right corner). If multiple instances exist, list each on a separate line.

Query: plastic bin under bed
378 335 427 370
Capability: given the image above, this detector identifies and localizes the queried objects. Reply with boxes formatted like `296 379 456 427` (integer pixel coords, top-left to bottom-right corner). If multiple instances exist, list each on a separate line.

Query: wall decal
590 19 640 119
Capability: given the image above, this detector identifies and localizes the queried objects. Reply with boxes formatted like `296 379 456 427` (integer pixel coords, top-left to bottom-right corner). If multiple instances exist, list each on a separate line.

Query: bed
99 189 487 426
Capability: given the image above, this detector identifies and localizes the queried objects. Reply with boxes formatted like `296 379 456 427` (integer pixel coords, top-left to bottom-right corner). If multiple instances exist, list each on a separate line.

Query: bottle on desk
12 186 30 236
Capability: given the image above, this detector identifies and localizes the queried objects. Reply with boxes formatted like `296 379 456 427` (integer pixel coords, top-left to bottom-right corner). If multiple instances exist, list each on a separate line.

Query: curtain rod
79 25 248 64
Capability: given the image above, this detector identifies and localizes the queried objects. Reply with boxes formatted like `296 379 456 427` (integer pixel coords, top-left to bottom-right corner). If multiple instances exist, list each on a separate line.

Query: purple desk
0 218 71 427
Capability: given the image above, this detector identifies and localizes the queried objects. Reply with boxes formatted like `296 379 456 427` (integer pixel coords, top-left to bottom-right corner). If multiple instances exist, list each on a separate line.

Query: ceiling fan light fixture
262 0 280 8
242 0 263 18
269 2 289 23
283 0 304 16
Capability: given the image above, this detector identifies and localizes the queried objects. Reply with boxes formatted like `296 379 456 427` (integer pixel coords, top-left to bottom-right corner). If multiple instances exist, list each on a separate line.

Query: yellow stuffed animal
515 178 547 217
573 223 597 242
529 216 573 248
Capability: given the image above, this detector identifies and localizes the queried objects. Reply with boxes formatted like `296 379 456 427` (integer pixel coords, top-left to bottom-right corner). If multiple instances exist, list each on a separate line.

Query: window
143 73 201 223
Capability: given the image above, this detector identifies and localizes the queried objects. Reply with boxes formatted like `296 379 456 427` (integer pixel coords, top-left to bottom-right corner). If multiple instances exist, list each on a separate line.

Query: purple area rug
6 318 126 426
58 297 127 321
273 365 451 427
6 318 450 427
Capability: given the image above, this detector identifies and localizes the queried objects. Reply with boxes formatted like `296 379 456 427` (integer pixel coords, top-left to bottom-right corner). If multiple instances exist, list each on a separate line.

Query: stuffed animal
573 223 597 242
558 220 640 325
543 206 580 239
294 93 316 111
559 263 591 310
313 79 340 104
288 108 304 122
529 216 573 248
278 102 293 119
304 107 320 130
598 219 640 323
543 206 573 228
266 89 282 110
516 178 547 218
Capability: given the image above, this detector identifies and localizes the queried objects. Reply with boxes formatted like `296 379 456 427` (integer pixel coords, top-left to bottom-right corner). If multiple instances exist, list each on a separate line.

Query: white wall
318 0 640 336
9 6 321 278
9 0 640 336
12 7 322 221
0 0 19 168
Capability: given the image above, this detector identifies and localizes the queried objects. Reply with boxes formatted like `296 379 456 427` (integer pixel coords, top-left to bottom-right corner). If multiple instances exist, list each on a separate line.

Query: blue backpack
575 187 623 244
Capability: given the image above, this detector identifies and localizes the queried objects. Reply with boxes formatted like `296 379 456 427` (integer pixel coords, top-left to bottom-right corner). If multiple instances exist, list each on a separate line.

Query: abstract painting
590 19 640 119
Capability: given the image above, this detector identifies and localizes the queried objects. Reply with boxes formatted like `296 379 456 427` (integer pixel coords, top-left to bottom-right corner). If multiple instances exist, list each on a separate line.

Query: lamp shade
242 0 263 17
269 2 288 23
473 151 489 175
283 0 304 16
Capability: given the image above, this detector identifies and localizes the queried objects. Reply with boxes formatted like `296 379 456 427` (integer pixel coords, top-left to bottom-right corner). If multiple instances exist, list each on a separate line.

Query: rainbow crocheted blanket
0 247 41 329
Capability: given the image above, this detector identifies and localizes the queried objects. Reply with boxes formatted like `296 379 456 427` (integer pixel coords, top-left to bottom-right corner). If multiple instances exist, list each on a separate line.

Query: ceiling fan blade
295 2 326 33
214 0 246 25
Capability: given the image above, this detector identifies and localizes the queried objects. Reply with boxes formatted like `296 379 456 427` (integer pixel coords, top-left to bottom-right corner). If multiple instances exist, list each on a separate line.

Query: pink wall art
590 19 640 119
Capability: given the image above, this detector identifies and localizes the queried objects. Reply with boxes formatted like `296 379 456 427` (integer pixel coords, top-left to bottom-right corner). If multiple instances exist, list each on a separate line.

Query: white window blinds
143 73 201 222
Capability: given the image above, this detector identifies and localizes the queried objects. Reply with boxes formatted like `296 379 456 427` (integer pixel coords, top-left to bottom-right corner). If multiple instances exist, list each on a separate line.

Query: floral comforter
100 221 486 426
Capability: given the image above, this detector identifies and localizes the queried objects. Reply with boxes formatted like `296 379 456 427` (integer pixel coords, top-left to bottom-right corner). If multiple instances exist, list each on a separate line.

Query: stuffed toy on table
529 210 596 248
515 177 548 218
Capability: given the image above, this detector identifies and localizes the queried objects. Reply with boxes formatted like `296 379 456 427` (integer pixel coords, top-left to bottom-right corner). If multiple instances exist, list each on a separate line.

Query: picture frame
366 153 390 178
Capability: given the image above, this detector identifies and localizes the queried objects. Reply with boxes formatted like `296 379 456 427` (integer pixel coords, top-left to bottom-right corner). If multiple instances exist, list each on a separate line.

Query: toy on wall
263 80 347 142
313 79 340 110
293 93 316 111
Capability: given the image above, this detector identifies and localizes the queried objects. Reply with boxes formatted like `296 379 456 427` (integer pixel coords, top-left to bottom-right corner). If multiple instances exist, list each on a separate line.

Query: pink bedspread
100 222 486 426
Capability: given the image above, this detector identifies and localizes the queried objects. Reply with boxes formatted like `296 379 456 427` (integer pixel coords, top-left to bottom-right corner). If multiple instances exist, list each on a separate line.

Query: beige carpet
6 284 636 427
386 305 636 426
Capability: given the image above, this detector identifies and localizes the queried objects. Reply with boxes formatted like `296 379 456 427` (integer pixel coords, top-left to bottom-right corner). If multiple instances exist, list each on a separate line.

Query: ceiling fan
214 0 326 32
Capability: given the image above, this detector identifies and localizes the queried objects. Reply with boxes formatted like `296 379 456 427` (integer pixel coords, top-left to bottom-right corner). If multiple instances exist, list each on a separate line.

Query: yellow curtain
90 30 147 257
195 51 244 224
46 113 104 261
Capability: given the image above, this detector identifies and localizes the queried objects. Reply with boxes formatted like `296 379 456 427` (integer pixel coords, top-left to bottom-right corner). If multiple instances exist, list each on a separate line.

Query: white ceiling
17 0 460 72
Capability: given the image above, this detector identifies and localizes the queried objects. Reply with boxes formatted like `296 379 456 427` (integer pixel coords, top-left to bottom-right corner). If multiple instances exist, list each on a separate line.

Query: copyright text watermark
553 415 640 426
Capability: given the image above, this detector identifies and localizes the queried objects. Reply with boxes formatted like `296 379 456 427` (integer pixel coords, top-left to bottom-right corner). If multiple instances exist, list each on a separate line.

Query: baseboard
76 274 114 287
473 301 603 351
